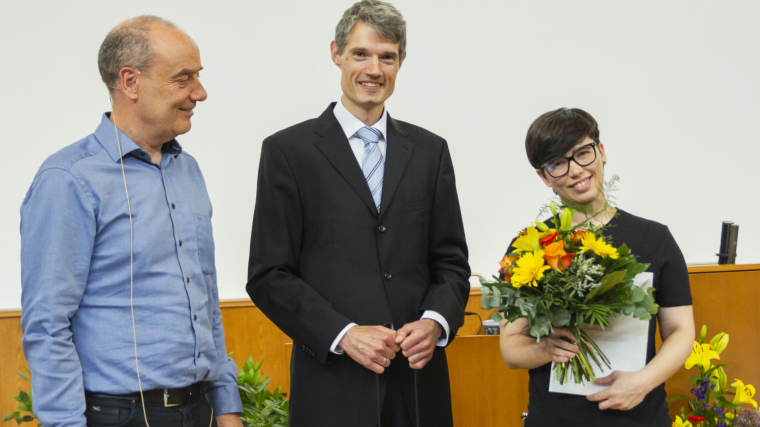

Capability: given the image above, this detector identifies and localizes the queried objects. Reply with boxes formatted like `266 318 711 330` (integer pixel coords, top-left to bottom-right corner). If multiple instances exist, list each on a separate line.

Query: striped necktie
356 126 384 212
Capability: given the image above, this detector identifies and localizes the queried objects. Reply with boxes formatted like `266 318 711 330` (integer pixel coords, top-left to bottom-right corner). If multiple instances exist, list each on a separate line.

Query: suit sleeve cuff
421 310 449 347
330 323 358 354
207 382 243 415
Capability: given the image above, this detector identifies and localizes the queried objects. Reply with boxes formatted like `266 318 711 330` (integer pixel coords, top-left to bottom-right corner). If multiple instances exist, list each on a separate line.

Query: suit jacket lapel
379 114 413 220
313 104 379 216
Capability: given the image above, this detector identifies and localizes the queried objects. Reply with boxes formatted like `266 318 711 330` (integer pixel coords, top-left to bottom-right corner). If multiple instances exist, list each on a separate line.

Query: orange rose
543 241 574 270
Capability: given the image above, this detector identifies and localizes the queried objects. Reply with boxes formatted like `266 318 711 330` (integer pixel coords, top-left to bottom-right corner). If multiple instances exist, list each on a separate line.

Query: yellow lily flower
511 250 551 288
731 379 757 409
685 342 720 370
580 232 619 259
709 332 729 355
673 415 692 427
513 227 543 254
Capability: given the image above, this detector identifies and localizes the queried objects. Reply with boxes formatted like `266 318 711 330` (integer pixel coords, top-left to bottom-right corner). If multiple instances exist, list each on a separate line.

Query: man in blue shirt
20 16 243 427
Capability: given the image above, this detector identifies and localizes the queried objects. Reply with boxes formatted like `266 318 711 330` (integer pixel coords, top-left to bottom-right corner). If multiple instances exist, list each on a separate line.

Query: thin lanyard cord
112 112 151 427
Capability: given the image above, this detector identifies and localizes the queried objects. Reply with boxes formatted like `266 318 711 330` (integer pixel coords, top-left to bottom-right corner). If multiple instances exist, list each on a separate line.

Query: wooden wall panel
2 264 758 425
0 314 26 421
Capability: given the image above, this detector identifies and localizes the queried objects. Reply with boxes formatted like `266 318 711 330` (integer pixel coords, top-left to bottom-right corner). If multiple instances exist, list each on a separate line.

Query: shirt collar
94 112 183 162
332 99 388 141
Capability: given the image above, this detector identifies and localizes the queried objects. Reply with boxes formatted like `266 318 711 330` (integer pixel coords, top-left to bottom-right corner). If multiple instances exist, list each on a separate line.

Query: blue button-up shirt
20 113 242 427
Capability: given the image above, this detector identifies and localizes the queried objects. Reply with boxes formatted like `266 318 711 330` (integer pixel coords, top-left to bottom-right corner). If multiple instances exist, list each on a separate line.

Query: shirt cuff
330 323 358 354
207 382 243 415
421 311 450 347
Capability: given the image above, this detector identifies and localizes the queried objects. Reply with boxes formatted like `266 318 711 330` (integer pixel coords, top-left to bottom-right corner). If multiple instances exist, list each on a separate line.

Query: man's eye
576 149 592 158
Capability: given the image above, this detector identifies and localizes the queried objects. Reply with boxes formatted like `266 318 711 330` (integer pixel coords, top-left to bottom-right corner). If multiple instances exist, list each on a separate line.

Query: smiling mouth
359 82 383 87
571 177 590 189
179 108 193 112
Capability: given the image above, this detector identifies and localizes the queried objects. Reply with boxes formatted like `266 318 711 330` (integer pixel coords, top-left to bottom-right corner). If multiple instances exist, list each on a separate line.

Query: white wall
1 1 758 310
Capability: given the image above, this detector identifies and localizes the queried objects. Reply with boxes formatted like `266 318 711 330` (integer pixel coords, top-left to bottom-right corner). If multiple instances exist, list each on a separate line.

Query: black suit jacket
247 104 470 427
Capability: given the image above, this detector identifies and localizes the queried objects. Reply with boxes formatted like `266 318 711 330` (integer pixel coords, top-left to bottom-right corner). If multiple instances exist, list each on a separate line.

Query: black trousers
84 389 217 427
380 364 414 427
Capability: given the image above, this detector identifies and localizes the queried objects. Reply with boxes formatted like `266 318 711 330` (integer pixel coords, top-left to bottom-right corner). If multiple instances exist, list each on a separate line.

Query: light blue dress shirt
20 113 242 427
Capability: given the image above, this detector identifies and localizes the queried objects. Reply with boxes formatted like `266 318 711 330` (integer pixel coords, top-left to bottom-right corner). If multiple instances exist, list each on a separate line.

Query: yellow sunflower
511 250 551 288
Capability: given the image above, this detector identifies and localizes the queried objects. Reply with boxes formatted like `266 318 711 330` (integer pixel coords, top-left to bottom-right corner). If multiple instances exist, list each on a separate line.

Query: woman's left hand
586 370 654 410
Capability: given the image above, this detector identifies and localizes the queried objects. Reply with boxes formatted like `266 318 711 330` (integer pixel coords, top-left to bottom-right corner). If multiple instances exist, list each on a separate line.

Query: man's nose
364 57 381 76
191 80 208 102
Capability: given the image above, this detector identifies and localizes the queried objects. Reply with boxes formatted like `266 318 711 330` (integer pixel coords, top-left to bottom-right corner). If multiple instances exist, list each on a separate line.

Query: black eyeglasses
542 142 598 178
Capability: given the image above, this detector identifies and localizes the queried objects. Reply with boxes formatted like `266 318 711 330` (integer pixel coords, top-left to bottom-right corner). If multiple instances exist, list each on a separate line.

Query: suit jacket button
384 273 392 280
378 225 387 233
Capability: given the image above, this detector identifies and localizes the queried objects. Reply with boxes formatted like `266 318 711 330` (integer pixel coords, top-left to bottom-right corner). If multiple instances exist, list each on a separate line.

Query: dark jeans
84 389 218 427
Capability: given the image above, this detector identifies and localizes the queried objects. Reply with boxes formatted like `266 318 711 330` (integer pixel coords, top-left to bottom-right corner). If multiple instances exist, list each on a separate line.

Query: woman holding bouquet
499 108 695 426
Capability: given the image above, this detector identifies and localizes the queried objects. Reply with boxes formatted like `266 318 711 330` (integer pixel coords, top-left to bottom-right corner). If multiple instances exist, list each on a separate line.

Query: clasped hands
543 327 653 411
338 319 442 374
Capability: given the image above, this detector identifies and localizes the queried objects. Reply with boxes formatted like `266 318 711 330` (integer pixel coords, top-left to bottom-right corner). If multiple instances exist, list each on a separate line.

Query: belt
86 382 204 407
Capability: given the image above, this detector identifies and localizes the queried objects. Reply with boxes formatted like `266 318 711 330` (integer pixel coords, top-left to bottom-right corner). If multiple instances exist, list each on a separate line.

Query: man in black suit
246 1 470 426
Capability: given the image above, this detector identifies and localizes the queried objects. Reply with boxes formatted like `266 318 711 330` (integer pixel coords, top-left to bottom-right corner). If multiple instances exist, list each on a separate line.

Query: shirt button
378 225 387 233
179 240 183 246
194 315 197 321
197 352 201 358
384 273 392 280
186 277 190 283
171 203 176 209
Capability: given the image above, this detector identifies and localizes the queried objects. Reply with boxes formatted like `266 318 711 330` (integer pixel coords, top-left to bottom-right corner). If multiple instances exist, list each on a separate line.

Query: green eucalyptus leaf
630 286 646 303
634 306 650 320
640 295 654 310
622 303 635 315
491 312 502 323
480 290 490 310
552 308 571 326
647 303 659 315
530 324 541 338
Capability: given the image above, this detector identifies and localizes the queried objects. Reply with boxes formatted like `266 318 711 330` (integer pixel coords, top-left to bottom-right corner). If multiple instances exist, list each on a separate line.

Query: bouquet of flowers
670 325 758 427
480 201 658 384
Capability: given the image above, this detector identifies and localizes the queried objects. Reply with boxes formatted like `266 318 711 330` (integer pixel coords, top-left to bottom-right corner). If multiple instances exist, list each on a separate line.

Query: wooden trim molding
0 310 21 319
686 263 760 274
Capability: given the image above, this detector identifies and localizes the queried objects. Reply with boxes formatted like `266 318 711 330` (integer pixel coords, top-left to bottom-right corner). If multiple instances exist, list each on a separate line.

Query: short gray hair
98 15 176 91
335 0 407 58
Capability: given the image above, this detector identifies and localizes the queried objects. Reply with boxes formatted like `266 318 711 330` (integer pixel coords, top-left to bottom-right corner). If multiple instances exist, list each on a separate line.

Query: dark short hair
525 108 600 170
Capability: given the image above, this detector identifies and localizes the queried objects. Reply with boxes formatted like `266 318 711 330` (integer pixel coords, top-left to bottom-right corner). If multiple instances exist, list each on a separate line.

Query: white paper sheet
548 272 654 396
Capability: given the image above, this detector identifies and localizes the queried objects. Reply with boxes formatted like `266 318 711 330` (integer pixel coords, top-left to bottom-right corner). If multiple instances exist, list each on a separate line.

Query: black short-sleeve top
504 209 692 427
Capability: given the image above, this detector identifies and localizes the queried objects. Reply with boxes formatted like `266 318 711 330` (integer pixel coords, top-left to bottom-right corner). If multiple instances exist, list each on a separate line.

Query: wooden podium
447 335 529 427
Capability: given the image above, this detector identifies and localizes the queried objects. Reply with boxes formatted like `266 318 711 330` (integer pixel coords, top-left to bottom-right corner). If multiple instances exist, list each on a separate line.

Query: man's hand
216 413 244 427
394 319 442 369
586 370 654 410
339 325 400 374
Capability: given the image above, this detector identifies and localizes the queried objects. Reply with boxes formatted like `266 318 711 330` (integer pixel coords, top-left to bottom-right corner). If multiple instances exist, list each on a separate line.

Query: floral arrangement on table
480 197 658 385
670 325 758 427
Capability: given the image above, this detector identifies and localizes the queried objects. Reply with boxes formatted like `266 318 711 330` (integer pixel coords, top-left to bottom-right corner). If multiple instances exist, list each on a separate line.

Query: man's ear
398 51 406 68
330 41 341 67
118 67 140 100
536 168 553 188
